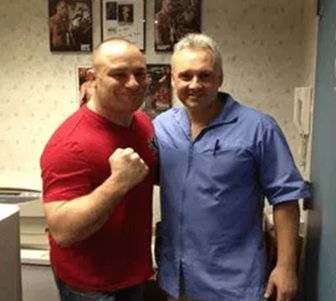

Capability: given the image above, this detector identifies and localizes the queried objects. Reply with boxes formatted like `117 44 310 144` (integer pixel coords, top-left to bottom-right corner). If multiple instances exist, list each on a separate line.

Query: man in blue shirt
153 33 310 301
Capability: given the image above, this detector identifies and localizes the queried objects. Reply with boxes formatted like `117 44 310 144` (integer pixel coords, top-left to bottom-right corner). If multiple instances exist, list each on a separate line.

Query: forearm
264 201 300 300
45 176 128 247
273 200 300 269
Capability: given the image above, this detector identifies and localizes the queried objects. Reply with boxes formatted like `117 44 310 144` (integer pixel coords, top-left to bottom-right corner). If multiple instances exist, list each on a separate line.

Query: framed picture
154 0 201 52
142 64 172 119
77 66 95 107
48 0 93 52
101 0 146 51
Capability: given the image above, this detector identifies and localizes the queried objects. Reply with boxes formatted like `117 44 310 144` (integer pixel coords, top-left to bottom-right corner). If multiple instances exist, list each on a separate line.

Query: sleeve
40 141 92 202
256 115 311 205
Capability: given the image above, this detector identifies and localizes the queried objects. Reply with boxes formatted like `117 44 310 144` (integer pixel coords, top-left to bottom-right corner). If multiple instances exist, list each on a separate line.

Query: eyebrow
107 67 147 74
178 69 214 75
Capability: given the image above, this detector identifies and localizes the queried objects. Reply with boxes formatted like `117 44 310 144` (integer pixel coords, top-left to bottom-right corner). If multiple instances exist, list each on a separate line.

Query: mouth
189 94 202 99
121 91 142 97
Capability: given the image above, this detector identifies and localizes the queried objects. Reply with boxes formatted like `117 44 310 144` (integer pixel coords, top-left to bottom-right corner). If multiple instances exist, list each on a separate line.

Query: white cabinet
0 204 22 301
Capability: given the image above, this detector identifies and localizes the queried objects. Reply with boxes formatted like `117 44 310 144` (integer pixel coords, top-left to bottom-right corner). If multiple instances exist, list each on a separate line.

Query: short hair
172 33 223 75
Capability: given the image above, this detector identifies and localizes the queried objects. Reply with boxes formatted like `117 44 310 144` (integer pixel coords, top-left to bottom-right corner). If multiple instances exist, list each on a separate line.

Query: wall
0 0 311 223
300 0 319 180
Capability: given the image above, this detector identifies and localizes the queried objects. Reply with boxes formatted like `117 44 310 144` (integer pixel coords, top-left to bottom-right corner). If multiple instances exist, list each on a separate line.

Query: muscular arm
44 148 148 248
44 176 127 247
264 201 300 301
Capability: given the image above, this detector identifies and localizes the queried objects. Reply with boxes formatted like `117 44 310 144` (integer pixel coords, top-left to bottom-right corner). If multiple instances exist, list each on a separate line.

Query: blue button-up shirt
153 93 310 301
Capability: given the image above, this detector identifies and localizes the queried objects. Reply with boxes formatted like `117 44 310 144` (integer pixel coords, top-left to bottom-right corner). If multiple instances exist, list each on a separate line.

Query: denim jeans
55 278 144 301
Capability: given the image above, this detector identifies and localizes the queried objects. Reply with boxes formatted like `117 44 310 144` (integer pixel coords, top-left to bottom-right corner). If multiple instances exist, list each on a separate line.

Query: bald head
93 39 143 73
89 38 148 124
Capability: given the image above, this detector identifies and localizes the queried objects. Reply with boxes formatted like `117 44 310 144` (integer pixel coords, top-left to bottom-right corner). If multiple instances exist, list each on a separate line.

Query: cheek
204 84 219 93
174 82 187 93
107 82 122 92
141 81 150 90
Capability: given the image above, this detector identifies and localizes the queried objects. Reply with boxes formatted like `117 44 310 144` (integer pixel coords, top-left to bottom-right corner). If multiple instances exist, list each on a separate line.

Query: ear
171 71 176 89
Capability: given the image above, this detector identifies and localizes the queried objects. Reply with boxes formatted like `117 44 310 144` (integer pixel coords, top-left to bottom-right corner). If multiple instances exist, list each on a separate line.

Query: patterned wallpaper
0 0 316 221
301 0 319 180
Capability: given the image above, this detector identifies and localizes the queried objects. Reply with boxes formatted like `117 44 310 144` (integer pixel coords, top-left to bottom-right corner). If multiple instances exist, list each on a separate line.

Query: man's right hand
108 148 149 192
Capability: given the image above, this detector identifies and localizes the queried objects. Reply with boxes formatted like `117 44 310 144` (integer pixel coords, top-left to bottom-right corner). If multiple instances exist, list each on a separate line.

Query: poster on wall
77 66 95 107
101 0 146 51
142 64 172 119
154 0 201 52
48 0 93 52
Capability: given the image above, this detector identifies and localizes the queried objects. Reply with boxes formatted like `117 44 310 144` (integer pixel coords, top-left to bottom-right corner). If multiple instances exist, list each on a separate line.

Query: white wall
0 0 315 223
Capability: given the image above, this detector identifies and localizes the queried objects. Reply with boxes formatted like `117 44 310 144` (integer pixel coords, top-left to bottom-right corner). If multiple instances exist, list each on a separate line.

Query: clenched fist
108 147 149 192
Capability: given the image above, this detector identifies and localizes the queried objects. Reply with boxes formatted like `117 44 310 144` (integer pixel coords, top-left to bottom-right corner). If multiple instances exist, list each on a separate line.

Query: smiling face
172 46 223 114
93 41 148 120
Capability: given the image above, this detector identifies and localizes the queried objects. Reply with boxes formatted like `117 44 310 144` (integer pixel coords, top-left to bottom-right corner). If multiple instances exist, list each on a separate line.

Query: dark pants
55 278 144 301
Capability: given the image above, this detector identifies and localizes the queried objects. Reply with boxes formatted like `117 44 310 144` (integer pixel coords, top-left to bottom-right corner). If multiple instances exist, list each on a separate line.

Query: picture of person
118 4 134 25
154 0 174 50
154 0 201 52
49 1 74 48
71 4 92 46
173 0 201 40
101 0 145 51
106 1 117 20
48 0 93 52
142 64 172 119
78 67 96 107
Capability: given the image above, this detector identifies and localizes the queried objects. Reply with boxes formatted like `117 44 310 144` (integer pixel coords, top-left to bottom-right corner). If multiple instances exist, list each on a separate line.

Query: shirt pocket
196 144 257 201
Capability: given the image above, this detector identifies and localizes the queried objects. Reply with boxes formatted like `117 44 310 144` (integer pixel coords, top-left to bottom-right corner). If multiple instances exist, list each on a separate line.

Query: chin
185 98 203 108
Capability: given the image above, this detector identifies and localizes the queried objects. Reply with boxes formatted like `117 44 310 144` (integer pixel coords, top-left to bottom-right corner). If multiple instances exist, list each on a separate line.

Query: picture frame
142 64 173 119
101 0 146 51
48 0 93 52
154 0 201 52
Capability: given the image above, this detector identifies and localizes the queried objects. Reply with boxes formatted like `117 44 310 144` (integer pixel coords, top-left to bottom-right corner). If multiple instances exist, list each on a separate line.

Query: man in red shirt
40 38 157 301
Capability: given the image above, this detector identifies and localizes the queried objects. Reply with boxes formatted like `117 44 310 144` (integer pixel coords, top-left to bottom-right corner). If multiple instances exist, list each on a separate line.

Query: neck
188 98 223 126
188 98 224 139
87 99 133 127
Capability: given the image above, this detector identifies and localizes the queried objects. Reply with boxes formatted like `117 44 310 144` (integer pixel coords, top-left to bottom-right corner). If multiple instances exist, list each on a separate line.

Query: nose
189 75 201 89
125 74 140 89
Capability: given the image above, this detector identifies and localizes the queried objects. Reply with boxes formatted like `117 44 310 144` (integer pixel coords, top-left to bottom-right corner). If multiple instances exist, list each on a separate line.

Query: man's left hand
264 266 298 301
